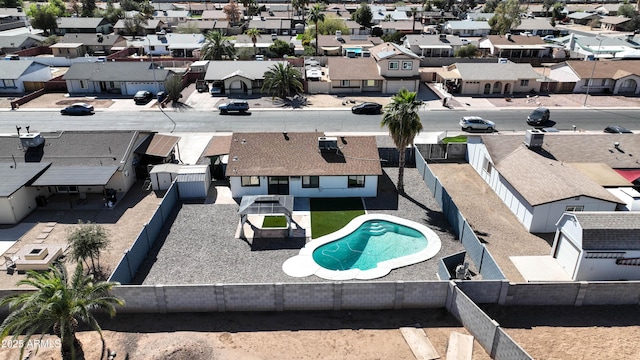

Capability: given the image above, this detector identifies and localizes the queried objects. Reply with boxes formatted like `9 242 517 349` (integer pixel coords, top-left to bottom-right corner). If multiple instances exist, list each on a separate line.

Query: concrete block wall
282 283 334 311
223 284 277 311
112 286 159 313
491 328 533 360
505 283 580 306
163 285 219 312
341 282 398 309
458 280 505 304
580 282 640 305
402 281 449 308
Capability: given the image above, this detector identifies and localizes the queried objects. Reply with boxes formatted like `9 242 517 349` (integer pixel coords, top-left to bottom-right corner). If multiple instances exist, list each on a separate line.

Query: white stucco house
553 212 640 280
226 132 382 198
0 60 52 94
63 62 174 95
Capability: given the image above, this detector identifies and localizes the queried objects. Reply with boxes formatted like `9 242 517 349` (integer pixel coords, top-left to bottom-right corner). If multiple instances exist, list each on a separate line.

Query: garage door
385 80 416 94
554 235 580 278
126 82 156 96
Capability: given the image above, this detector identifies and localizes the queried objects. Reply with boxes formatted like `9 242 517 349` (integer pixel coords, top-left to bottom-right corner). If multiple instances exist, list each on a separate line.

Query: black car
60 103 94 115
527 107 550 126
351 102 382 114
133 90 154 105
604 125 633 134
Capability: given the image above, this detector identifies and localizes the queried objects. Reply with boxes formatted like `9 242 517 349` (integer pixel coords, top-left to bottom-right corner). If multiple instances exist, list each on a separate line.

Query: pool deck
136 168 464 285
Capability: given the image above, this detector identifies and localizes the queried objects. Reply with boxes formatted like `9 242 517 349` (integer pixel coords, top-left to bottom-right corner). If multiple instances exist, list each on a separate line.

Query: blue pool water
312 220 428 271
344 47 362 54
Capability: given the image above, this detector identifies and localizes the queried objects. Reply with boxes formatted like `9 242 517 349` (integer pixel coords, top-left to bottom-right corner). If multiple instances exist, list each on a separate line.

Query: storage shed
176 165 210 198
149 163 182 191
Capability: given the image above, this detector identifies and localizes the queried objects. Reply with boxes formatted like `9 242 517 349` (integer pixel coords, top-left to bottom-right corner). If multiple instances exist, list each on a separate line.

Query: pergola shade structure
238 195 294 238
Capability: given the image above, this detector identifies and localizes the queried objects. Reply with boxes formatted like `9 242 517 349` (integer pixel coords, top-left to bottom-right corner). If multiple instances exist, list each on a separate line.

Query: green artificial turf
442 135 468 144
262 216 287 228
310 197 365 239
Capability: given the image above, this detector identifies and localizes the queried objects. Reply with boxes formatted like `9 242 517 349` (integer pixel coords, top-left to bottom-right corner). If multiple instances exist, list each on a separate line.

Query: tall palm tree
261 62 303 100
307 3 325 56
381 88 424 194
0 263 124 360
200 30 236 60
245 28 261 57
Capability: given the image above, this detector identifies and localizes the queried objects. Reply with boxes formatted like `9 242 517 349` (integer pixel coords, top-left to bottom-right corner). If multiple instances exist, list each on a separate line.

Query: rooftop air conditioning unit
318 136 338 152
271 33 277 40
439 34 446 40
524 129 544 149
20 133 45 149
362 51 371 57
335 30 342 39
506 33 512 40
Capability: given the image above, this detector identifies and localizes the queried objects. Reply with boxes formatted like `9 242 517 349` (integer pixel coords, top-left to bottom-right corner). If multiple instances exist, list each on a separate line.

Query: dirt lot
15 93 115 109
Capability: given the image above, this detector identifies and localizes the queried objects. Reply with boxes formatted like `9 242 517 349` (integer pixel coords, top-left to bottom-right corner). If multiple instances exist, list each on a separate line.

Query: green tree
245 28 261 56
618 3 640 32
382 31 405 44
454 44 478 58
223 0 242 24
0 0 22 8
164 74 183 104
483 0 499 13
308 3 325 56
352 2 373 29
0 263 124 360
200 30 236 60
99 1 124 24
81 0 96 17
27 4 58 35
268 39 292 57
67 221 110 277
542 0 556 17
48 0 68 17
177 22 201 34
261 62 303 100
381 88 423 194
488 0 523 35
317 17 348 36
123 13 148 39
292 0 309 22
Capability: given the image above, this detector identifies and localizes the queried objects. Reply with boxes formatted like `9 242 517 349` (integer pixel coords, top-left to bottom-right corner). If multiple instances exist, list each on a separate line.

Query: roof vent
439 34 446 40
335 30 342 39
20 133 45 149
524 129 544 149
318 136 338 152
506 33 512 41
271 33 277 40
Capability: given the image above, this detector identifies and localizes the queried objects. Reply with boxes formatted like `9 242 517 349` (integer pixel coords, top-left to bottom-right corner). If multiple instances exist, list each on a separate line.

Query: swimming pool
344 47 362 54
282 214 441 280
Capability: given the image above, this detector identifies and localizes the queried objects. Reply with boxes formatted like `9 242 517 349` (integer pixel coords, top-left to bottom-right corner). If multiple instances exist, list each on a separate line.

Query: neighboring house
51 33 127 58
203 60 288 95
0 130 156 224
56 17 113 35
232 34 291 55
466 12 493 21
512 18 556 36
548 60 640 95
247 19 293 35
599 16 631 31
325 57 384 93
563 34 637 59
129 33 204 57
435 61 541 95
371 6 409 24
176 20 215 34
0 60 52 93
377 20 418 35
0 34 44 54
422 11 457 25
403 34 467 57
0 7 29 31
226 132 382 198
467 132 640 232
114 19 165 35
443 20 491 37
152 10 190 27
478 34 550 59
565 11 599 26
316 33 383 56
63 62 174 95
553 212 640 281
201 9 227 21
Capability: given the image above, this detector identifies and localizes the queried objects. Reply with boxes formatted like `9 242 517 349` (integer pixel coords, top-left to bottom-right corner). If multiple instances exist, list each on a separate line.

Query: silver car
459 116 495 132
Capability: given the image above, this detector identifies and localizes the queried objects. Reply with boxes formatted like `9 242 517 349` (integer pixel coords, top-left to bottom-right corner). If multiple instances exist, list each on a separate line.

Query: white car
459 116 496 132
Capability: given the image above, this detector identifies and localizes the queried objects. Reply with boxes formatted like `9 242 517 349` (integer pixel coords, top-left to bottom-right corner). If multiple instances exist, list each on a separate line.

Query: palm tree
307 3 325 56
261 62 303 100
200 30 236 60
67 221 110 278
381 88 424 194
245 28 261 57
0 263 124 360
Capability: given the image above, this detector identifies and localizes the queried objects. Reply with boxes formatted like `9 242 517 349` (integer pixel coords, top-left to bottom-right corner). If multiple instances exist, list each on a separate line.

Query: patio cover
32 165 118 186
238 195 294 238
135 134 181 158
615 169 640 183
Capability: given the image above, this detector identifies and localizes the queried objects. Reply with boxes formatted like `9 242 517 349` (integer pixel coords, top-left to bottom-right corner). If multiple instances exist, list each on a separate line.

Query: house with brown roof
435 61 542 95
598 16 631 32
324 57 384 93
478 34 551 59
369 42 421 93
51 33 127 58
466 132 636 232
316 33 383 56
225 132 382 198
548 60 640 95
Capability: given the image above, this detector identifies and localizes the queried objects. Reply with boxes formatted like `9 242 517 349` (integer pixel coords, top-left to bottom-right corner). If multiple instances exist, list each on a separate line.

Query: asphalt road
1 108 640 134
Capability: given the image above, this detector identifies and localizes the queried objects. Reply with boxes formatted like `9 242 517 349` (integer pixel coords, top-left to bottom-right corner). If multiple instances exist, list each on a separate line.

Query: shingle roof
134 134 181 158
327 57 384 81
0 162 51 197
481 133 640 170
572 212 640 250
226 132 382 177
404 34 465 47
514 18 557 31
0 34 45 49
484 34 546 46
62 62 173 82
32 165 119 186
203 135 233 157
370 42 421 60
446 20 490 30
204 60 288 81
568 163 632 187
599 16 631 25
0 60 48 79
494 146 622 206
59 33 126 47
565 60 640 79
317 35 383 48
56 17 108 29
453 62 541 81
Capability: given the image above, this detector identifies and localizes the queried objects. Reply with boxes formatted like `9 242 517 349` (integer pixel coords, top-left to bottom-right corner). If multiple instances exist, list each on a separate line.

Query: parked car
459 116 495 132
351 102 382 114
210 86 223 96
133 90 154 105
604 125 633 134
196 80 209 93
218 100 249 114
527 107 550 126
60 103 94 115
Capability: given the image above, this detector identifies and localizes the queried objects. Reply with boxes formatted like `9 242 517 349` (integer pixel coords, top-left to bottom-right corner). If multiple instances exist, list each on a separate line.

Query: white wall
230 175 378 198
0 186 43 224
531 197 617 233
575 250 640 281
0 198 16 224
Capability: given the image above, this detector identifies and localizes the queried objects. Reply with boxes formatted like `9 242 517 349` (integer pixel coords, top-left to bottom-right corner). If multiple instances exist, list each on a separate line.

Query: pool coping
282 214 442 280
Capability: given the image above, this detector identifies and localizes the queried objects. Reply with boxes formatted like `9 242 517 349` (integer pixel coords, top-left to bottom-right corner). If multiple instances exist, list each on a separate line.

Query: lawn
442 135 467 144
310 198 365 239
262 216 287 228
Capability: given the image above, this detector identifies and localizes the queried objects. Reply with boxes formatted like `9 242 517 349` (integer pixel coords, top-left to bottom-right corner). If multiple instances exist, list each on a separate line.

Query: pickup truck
195 80 209 93
218 100 249 114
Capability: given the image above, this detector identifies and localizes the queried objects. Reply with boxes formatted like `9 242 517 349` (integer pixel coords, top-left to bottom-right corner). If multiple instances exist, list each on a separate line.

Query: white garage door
385 80 416 94
126 82 156 96
555 235 580 278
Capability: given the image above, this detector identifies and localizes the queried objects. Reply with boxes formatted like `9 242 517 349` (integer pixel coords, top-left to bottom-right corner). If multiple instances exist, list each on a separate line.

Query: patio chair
4 255 19 274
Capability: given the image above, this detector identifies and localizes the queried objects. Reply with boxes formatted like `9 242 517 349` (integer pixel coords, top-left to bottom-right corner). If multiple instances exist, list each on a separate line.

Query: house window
402 61 413 70
341 80 350 87
600 79 607 86
482 157 492 175
302 176 319 188
241 176 260 187
80 80 88 89
149 46 155 51
56 185 79 193
365 80 377 87
520 79 529 86
565 205 584 212
388 61 399 70
3 79 15 88
348 175 365 188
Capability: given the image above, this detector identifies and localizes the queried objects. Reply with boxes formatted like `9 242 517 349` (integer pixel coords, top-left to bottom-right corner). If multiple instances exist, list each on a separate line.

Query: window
365 80 377 87
565 205 584 212
402 61 413 70
302 176 319 188
341 80 350 87
388 61 399 70
348 175 365 188
149 46 155 51
3 79 15 88
80 80 88 89
56 185 78 193
482 158 492 175
241 176 260 186
600 79 607 86
520 79 529 86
